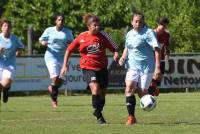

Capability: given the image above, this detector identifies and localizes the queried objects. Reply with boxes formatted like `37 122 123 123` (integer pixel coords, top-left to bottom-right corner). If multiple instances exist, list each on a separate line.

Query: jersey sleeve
67 36 80 53
16 37 24 49
100 32 118 52
39 28 50 41
66 29 74 44
100 31 119 51
146 30 160 50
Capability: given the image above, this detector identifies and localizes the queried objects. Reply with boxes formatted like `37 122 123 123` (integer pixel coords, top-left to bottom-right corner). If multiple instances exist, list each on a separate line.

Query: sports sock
126 95 136 116
92 95 102 118
100 98 105 112
50 85 59 102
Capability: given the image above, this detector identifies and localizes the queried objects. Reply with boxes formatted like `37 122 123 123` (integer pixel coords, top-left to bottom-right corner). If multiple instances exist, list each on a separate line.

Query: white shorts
125 69 153 90
46 62 63 79
0 66 15 80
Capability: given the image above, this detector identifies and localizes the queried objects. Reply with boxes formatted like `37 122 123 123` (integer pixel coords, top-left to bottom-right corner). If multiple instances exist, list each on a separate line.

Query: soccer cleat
97 115 106 124
126 115 137 125
3 90 9 103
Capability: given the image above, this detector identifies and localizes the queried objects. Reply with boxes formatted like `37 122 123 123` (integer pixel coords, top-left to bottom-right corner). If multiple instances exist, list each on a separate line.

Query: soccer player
60 13 119 124
119 12 161 125
39 15 74 108
0 18 24 103
148 17 170 96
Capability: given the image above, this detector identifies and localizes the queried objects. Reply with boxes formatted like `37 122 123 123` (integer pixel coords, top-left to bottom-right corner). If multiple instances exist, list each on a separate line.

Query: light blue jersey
39 26 74 63
125 26 160 73
0 33 24 69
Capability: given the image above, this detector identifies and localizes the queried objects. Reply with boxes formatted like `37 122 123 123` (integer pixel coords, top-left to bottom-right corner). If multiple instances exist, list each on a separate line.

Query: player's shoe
93 111 106 124
97 115 106 124
48 85 58 108
126 115 137 125
3 90 9 103
148 81 160 96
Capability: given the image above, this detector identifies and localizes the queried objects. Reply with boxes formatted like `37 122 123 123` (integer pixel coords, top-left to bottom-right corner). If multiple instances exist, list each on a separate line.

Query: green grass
1 93 200 134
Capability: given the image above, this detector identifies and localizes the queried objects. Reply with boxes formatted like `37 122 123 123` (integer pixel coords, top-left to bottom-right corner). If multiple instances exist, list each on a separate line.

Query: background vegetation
0 0 200 54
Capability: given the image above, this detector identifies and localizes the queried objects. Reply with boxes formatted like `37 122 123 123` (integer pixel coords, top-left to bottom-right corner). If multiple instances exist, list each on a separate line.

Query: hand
0 47 5 53
113 52 119 62
165 54 170 60
118 57 125 66
153 67 162 81
41 41 48 46
60 66 68 78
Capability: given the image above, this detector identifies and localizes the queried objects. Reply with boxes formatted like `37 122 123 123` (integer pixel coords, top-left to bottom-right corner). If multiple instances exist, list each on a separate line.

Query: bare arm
153 47 162 80
119 48 128 66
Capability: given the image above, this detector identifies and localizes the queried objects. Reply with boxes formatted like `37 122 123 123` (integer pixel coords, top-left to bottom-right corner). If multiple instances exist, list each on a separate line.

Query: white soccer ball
140 94 157 111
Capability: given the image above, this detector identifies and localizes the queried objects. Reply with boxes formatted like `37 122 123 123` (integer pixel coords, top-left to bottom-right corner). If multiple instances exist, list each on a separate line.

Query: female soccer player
60 13 119 124
0 18 24 103
119 12 161 125
39 15 74 108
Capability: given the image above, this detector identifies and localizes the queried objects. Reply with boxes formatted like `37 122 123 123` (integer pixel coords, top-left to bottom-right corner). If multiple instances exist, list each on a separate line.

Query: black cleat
3 90 9 103
97 116 106 124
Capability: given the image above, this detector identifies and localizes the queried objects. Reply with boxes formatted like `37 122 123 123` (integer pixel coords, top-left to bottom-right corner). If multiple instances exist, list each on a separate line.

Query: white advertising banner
11 55 200 91
12 56 114 91
161 55 200 88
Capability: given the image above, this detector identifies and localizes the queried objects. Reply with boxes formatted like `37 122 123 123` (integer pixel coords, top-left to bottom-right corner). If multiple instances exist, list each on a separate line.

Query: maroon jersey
68 31 118 70
154 29 170 60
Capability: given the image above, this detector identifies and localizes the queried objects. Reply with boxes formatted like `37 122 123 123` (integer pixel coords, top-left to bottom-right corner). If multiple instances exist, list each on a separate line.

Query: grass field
1 93 200 134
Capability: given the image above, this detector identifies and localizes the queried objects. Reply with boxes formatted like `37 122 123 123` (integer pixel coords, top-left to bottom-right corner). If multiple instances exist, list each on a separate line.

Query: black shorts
82 68 108 88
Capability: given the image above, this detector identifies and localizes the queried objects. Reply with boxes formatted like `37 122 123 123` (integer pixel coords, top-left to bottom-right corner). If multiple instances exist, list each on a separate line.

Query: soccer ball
140 94 157 111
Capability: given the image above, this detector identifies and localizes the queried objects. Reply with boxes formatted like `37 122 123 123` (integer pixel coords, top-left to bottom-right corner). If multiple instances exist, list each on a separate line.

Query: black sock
100 98 105 112
50 85 59 102
92 95 102 118
126 95 136 116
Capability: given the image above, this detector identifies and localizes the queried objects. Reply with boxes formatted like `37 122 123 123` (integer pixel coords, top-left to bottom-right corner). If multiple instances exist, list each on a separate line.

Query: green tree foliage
1 0 200 54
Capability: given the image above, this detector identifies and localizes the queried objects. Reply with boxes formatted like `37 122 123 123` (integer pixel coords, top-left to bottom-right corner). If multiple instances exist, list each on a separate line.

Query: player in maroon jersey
60 13 119 124
148 17 170 96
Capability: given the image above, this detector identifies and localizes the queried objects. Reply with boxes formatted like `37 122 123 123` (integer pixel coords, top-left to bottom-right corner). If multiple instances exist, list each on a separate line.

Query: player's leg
82 69 105 124
98 68 108 113
0 67 14 103
46 62 63 108
139 72 154 97
125 69 138 125
148 61 164 96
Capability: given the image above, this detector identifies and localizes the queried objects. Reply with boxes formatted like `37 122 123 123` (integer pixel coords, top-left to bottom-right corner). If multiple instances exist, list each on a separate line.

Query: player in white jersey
39 15 74 108
119 12 161 125
0 18 24 103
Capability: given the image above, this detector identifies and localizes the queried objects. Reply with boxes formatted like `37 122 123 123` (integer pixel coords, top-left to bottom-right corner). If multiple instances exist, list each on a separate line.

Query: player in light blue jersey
39 15 73 108
119 12 161 125
0 18 24 103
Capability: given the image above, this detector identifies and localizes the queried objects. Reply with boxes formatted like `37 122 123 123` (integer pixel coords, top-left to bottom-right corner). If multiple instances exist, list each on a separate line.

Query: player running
39 15 74 108
0 18 24 103
60 13 119 124
119 12 161 125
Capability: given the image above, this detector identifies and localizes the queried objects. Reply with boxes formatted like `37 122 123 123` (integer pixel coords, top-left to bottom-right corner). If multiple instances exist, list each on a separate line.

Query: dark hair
157 17 169 25
132 11 145 20
55 14 65 20
82 13 100 26
0 18 11 28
